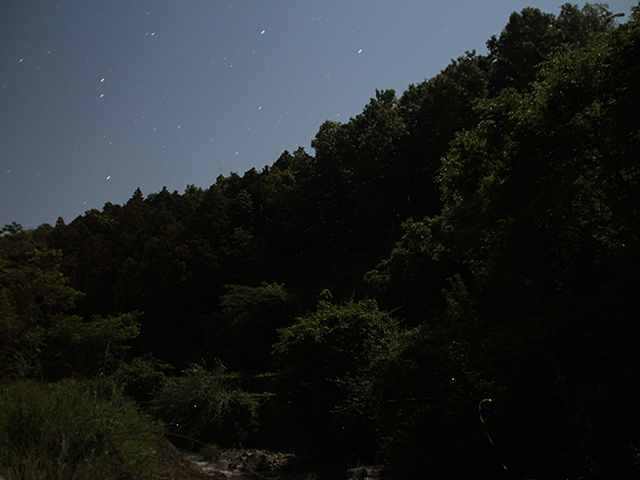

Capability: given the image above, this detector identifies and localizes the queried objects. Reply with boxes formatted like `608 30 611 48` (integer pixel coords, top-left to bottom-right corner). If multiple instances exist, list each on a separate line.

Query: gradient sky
1 1 635 229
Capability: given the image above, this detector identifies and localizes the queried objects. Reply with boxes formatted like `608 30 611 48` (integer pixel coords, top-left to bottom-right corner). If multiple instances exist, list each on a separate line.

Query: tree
202 282 295 373
440 6 639 301
45 311 141 378
556 2 623 47
487 7 561 93
368 321 492 478
0 224 82 378
130 187 144 201
308 90 409 260
364 218 454 325
0 224 141 380
486 3 624 95
435 10 640 476
397 51 490 219
272 299 399 458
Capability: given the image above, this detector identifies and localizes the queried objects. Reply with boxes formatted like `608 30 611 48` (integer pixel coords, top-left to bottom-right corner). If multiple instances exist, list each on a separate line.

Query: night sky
1 1 635 229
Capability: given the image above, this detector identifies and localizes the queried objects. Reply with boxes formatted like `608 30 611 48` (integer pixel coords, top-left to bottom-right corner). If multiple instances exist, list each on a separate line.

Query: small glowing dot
358 49 362 53
100 77 105 82
106 175 111 180
258 106 262 110
261 29 265 34
99 93 104 98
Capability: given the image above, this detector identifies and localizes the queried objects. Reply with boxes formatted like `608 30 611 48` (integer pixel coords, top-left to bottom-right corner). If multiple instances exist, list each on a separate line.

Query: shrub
272 299 399 458
149 362 259 448
115 353 175 406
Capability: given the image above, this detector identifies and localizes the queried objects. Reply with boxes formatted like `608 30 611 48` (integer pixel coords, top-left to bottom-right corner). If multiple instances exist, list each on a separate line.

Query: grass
0 377 198 480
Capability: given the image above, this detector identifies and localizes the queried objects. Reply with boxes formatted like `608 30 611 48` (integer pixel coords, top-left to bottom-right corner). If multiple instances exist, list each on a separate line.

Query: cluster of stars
4 1 385 229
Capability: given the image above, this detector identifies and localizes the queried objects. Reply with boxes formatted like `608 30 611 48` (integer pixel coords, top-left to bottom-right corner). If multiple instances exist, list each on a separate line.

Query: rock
245 451 268 472
187 447 383 480
347 465 382 480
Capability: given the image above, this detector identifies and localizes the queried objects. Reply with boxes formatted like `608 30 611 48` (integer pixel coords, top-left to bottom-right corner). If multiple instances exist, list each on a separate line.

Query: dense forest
2 3 639 479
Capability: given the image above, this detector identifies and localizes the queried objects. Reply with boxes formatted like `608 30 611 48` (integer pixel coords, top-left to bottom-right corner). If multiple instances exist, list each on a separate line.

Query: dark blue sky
1 1 635 228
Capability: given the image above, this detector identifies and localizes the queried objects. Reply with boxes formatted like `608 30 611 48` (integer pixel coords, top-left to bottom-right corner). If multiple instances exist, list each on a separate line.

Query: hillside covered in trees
2 3 640 479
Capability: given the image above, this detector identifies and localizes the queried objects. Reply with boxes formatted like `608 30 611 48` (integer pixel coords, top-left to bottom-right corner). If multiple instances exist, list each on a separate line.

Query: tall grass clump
0 377 175 480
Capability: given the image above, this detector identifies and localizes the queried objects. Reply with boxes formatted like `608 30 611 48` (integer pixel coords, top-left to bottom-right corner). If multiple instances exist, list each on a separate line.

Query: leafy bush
0 377 173 480
206 282 295 373
150 362 259 448
272 299 399 457
45 312 142 379
114 353 174 406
